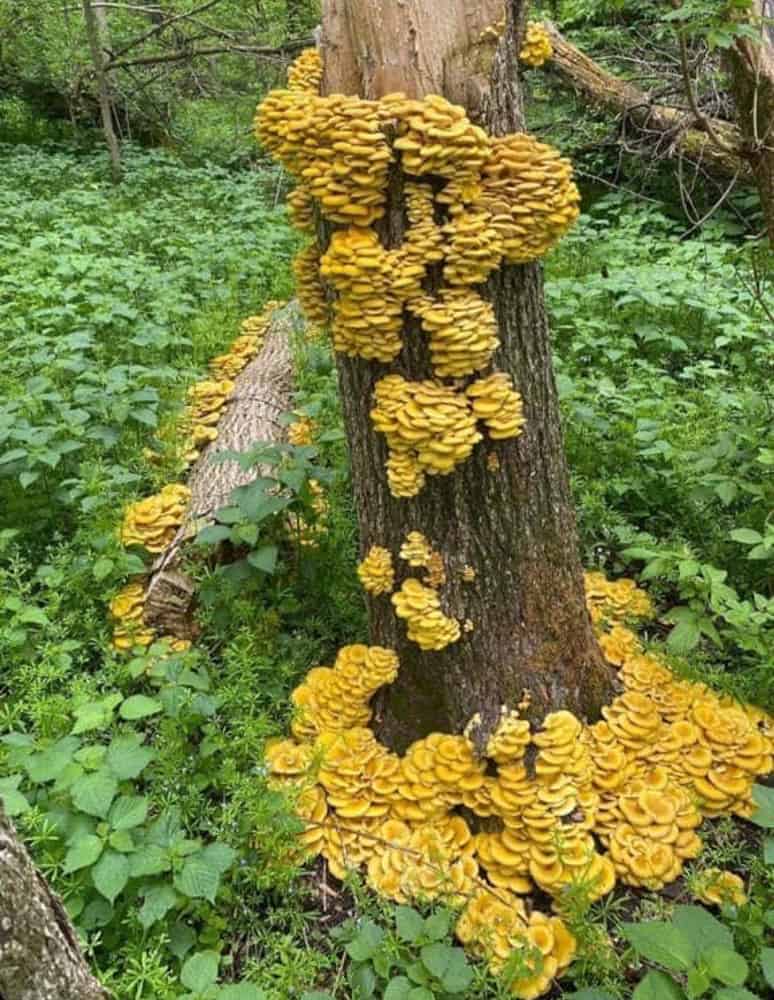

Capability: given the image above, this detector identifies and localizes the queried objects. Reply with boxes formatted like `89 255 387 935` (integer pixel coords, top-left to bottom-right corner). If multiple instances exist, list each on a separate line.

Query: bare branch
677 32 738 154
106 41 300 71
110 0 227 59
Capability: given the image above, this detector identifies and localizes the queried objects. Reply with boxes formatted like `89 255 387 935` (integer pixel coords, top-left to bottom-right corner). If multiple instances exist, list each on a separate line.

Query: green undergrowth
0 143 772 999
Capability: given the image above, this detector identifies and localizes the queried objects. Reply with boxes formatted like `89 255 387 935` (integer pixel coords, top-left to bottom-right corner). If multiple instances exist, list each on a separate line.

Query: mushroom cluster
286 47 323 94
412 290 499 377
287 413 317 447
457 889 576 1000
392 578 461 650
478 134 580 263
467 373 526 439
357 545 395 595
584 570 654 625
256 50 588 498
121 483 191 553
262 565 773 999
519 22 553 68
109 581 155 651
693 867 747 907
371 376 482 497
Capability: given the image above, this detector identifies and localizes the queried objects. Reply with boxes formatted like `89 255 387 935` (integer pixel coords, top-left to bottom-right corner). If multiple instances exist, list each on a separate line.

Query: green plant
331 906 475 999
621 904 774 999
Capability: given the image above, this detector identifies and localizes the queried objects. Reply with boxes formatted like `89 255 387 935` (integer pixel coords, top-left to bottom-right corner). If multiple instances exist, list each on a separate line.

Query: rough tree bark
143 302 296 639
82 0 122 183
725 0 774 240
543 22 751 184
0 808 107 1000
321 0 613 753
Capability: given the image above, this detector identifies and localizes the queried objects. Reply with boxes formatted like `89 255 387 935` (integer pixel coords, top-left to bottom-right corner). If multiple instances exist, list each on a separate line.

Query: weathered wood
322 0 613 753
543 21 751 184
143 302 297 638
725 0 774 240
0 809 107 1000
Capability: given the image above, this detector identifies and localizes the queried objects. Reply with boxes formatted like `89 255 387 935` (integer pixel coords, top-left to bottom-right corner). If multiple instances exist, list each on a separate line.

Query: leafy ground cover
0 142 772 999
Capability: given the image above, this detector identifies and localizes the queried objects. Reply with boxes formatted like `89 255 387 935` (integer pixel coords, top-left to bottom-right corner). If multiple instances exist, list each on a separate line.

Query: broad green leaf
119 695 163 720
219 987 268 1000
632 971 686 1000
407 989 434 1000
62 834 104 873
130 845 170 877
751 785 774 828
108 829 135 853
730 528 763 544
621 921 695 970
247 544 278 574
764 837 774 864
705 946 748 986
423 910 452 941
91 850 130 903
714 989 762 1000
71 694 122 734
72 770 118 819
420 942 459 980
26 736 80 783
345 919 385 962
173 844 234 903
687 965 711 997
673 905 733 951
106 734 155 780
384 978 412 1000
181 951 219 992
395 906 425 943
761 947 774 987
93 556 114 580
196 524 232 546
109 795 148 831
0 776 29 816
139 885 179 929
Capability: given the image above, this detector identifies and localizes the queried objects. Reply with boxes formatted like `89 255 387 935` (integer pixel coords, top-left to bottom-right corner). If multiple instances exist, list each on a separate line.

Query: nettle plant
195 441 336 594
326 905 476 1000
0 651 236 962
620 904 774 999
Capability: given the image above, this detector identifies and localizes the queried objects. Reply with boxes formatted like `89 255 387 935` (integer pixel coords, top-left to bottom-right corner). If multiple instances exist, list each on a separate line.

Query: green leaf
730 529 763 545
26 736 80 783
247 545 278 574
174 843 235 903
62 834 104 873
687 964 712 997
345 919 385 962
764 837 774 864
673 905 733 952
71 695 121 735
130 845 170 878
196 524 233 546
565 992 617 1000
407 989 434 1000
109 795 148 831
300 993 333 1000
751 785 774 827
91 850 130 903
621 921 695 971
761 947 774 987
632 971 686 1000
667 619 701 652
714 989 762 1000
139 884 179 928
181 951 219 992
93 557 114 581
384 978 412 1000
0 776 30 817
119 695 163 720
349 962 377 997
421 941 449 973
106 735 155 780
219 987 268 1000
72 770 118 819
108 829 135 853
422 910 452 941
395 906 425 943
704 946 748 986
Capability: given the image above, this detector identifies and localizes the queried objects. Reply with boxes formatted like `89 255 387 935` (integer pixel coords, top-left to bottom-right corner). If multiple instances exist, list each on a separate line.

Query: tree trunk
725 0 774 240
321 0 613 753
0 809 107 1000
543 21 751 184
82 0 122 184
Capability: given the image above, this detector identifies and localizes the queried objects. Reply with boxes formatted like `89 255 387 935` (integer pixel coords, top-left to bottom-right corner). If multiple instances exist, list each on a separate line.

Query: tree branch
106 41 302 71
110 0 227 59
677 32 738 154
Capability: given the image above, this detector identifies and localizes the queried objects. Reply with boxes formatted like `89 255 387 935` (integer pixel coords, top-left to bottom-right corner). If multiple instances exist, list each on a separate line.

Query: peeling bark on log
143 302 297 638
0 808 107 1000
322 0 613 753
543 21 751 184
725 1 774 240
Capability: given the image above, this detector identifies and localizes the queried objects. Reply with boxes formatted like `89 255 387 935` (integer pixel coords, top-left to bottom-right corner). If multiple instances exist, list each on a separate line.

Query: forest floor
0 140 772 999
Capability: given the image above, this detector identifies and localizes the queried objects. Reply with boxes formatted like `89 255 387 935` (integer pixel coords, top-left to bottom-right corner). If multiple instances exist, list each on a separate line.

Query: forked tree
316 0 613 751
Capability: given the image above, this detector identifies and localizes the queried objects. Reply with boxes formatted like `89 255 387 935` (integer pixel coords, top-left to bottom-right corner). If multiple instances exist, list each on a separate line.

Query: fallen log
143 300 298 639
542 21 751 183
